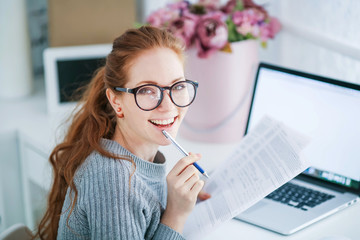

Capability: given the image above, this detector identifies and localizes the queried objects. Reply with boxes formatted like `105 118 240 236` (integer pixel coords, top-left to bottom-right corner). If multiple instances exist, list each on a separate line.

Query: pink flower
195 13 228 58
232 9 266 37
243 0 268 19
259 17 281 41
169 14 199 47
236 22 253 36
198 0 221 11
233 9 264 26
268 17 281 38
147 2 189 28
221 0 236 14
147 8 179 28
167 1 189 11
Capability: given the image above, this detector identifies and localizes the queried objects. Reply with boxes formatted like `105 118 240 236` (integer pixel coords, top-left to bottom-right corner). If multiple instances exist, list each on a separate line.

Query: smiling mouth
149 117 176 128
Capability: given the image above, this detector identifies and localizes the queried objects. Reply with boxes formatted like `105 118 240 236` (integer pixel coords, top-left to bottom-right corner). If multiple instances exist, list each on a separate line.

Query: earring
116 107 123 118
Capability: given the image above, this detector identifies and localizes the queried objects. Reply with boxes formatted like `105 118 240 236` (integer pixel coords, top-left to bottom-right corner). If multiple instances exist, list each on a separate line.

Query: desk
205 202 360 240
1 79 359 238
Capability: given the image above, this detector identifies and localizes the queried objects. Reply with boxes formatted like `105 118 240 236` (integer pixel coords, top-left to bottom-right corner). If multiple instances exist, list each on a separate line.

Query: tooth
150 118 174 125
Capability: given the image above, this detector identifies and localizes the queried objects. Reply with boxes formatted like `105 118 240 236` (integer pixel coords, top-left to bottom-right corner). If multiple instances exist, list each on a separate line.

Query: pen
162 130 210 178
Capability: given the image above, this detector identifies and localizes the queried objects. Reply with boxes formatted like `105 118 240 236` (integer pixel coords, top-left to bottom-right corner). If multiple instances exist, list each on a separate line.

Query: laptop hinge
296 174 359 195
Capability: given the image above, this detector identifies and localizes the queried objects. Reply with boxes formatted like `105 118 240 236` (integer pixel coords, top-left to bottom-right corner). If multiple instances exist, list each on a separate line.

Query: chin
148 114 184 146
158 140 172 147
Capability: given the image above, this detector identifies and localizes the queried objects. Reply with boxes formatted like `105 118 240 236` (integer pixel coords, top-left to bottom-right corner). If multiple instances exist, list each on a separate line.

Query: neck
112 125 158 163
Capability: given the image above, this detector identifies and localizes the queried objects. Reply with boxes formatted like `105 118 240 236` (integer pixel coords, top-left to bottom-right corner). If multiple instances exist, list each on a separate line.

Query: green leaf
133 22 145 28
233 0 244 12
226 17 247 43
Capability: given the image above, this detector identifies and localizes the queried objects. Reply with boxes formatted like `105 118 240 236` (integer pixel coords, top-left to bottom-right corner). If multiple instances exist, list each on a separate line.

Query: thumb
198 191 211 201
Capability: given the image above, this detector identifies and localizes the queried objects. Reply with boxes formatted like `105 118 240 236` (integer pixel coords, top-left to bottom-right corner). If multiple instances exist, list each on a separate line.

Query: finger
198 191 211 201
183 173 200 190
177 153 202 176
189 152 202 158
177 165 198 184
191 180 205 194
168 153 201 177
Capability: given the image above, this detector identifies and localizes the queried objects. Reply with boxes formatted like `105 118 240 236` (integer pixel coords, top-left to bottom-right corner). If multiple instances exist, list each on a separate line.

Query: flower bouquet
147 0 281 58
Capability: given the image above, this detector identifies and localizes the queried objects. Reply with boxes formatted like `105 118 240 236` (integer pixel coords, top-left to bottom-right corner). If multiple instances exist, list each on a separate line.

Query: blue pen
162 130 210 178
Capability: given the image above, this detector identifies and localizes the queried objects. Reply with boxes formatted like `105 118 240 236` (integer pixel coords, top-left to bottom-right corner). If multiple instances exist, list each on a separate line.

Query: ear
106 88 124 117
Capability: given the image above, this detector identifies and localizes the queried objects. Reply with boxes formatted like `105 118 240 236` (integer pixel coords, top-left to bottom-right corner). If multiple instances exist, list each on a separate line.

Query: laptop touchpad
242 201 269 214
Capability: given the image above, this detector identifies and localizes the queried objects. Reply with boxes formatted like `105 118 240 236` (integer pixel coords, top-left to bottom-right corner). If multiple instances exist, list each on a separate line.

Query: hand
161 153 205 233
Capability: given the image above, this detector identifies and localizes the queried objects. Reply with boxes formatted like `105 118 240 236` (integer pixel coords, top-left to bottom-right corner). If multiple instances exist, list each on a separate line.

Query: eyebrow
135 77 185 87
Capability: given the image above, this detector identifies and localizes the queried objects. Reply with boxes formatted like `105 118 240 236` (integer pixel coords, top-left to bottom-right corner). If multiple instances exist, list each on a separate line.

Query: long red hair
34 26 184 240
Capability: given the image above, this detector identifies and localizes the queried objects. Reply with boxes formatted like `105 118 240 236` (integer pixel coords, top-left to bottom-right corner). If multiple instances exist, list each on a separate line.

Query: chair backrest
0 223 32 240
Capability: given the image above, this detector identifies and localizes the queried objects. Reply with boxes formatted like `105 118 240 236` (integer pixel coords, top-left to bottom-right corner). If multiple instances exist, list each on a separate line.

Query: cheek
121 95 139 116
178 107 189 120
126 108 148 123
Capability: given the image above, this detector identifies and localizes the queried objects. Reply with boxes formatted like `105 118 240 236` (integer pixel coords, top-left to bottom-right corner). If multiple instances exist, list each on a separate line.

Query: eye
173 83 187 91
137 86 157 95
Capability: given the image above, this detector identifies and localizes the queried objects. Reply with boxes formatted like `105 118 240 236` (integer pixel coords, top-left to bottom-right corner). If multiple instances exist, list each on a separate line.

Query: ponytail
34 67 120 239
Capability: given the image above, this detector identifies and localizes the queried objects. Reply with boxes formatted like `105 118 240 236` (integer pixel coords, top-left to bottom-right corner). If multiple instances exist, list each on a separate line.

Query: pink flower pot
180 40 259 143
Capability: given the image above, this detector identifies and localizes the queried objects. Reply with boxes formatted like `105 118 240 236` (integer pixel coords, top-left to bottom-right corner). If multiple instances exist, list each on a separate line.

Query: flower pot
180 40 258 143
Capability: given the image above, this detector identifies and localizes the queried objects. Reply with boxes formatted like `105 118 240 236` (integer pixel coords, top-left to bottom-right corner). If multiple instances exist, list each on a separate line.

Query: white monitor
43 44 112 114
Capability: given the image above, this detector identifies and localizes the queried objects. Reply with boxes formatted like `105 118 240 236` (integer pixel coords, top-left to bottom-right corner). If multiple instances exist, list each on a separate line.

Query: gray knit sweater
57 138 185 240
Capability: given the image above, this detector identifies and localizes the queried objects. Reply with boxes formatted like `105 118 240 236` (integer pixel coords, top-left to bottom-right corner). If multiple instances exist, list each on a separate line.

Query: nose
157 90 175 111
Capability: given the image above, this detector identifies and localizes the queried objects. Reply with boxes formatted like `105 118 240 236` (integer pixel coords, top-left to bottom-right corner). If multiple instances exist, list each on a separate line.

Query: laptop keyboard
265 182 335 211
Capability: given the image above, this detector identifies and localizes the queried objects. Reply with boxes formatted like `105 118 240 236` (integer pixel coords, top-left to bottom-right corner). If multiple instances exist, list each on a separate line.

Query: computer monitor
43 44 111 114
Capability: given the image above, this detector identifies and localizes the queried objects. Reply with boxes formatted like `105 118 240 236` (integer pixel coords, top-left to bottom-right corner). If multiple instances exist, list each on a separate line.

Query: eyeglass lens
135 81 196 110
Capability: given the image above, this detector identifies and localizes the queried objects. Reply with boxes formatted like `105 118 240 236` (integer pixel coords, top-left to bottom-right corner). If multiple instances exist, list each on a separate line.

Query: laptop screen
246 63 360 192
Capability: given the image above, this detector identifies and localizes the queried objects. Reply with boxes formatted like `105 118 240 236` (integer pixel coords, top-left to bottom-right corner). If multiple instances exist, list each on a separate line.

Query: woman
34 26 210 239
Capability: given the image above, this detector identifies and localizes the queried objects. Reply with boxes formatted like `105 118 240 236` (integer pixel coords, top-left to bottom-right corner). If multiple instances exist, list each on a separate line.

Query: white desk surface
204 201 360 240
1 80 359 239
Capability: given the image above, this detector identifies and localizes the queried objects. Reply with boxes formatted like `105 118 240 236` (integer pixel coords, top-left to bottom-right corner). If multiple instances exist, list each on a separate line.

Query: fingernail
189 153 201 159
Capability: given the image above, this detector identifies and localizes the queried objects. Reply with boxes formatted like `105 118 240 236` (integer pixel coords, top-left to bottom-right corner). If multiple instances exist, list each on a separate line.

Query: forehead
126 47 184 87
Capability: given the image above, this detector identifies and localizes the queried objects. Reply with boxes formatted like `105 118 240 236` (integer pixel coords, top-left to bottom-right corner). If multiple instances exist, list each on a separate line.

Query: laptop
234 63 360 235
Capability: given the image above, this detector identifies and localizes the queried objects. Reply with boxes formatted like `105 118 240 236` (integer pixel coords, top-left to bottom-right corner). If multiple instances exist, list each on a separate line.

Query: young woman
34 26 210 239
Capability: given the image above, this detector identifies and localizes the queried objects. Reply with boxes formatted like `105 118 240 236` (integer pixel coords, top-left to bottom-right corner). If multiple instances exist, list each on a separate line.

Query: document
183 116 310 239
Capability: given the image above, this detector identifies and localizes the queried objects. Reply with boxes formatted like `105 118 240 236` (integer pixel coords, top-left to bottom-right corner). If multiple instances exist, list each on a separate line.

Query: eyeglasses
113 80 198 111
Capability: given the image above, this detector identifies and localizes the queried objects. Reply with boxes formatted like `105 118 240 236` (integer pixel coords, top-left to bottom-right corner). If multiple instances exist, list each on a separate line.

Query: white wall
262 0 360 84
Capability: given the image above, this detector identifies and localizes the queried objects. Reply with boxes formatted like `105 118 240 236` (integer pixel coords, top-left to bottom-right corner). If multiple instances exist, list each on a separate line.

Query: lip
148 116 178 130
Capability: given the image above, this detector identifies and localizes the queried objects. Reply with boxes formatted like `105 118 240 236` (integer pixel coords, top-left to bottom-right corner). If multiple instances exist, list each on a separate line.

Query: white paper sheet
183 116 310 240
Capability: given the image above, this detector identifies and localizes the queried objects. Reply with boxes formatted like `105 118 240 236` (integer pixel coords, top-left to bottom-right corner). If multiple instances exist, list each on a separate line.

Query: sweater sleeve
78 156 185 240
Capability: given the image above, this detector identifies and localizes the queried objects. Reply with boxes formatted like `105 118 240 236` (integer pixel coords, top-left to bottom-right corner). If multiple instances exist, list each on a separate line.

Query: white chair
0 223 32 240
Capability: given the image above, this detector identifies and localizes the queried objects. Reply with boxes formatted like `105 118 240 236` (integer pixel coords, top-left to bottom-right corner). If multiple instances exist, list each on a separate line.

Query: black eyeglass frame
113 79 199 111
